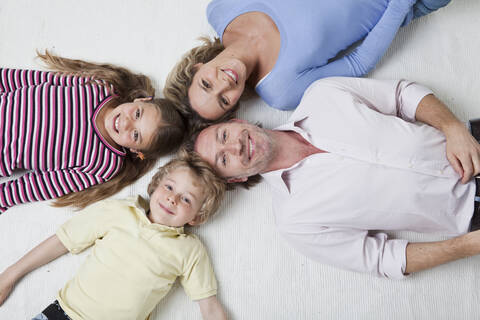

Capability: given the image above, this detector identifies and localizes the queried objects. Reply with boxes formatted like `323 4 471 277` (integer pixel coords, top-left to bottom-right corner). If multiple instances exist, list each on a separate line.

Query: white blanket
1 0 479 319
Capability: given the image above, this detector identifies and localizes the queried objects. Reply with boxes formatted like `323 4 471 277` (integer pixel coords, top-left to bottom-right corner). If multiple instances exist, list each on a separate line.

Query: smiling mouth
222 68 238 84
245 133 255 162
159 203 175 215
114 114 120 133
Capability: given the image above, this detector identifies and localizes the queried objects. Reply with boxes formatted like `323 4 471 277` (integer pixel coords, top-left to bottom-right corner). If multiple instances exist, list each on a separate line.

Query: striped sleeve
0 165 119 213
0 68 92 93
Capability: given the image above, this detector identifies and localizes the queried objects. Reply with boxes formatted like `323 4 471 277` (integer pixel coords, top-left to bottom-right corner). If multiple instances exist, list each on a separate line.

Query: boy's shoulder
177 232 209 255
82 196 147 219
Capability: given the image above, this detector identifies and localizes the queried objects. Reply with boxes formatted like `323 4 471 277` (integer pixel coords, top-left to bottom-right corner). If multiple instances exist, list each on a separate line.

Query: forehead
163 166 206 198
139 103 162 142
194 124 222 167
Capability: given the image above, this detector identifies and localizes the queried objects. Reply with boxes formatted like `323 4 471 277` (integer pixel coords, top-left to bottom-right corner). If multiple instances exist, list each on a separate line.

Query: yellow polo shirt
55 196 217 320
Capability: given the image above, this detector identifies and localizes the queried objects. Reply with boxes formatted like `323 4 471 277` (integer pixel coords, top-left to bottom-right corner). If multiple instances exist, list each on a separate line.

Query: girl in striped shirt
0 52 185 213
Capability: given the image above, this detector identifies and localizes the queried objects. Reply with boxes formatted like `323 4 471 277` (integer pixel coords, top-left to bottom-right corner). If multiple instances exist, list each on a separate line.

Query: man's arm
197 295 227 320
0 235 68 306
415 94 480 183
405 230 480 274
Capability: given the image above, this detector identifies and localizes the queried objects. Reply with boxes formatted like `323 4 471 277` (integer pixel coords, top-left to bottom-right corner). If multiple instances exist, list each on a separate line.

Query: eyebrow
137 108 145 145
214 126 222 167
165 178 199 200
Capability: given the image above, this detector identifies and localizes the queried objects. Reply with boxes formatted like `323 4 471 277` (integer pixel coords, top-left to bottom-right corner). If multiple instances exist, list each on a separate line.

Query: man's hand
0 270 16 306
405 229 480 274
444 122 480 183
415 94 480 183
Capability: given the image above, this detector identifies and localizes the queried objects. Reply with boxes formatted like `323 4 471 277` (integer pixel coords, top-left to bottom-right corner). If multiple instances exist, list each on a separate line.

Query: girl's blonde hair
164 37 247 132
147 149 226 224
37 51 186 209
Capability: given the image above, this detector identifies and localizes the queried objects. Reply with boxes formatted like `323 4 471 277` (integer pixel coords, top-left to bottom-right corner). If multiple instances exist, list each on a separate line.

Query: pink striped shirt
0 68 125 212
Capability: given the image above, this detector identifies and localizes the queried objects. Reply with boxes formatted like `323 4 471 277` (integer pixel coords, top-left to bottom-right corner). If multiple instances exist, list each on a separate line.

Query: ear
226 176 248 183
187 214 204 226
130 148 139 154
133 97 153 102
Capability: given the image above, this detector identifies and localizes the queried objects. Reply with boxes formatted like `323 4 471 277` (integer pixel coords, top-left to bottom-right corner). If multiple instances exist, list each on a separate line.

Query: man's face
194 120 276 181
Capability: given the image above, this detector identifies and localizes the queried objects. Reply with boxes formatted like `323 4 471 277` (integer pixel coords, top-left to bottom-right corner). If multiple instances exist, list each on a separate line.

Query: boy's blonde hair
147 150 226 224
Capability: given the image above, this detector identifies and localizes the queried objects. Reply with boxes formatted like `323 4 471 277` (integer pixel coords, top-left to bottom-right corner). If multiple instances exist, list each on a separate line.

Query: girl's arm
0 68 90 93
0 167 108 213
0 235 68 306
197 296 227 320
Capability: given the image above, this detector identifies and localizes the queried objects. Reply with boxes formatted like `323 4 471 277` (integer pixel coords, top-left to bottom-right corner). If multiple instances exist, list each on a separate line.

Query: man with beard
193 77 480 279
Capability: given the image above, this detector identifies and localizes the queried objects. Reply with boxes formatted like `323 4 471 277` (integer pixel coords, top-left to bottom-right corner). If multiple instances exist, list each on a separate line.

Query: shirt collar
126 195 185 235
261 115 311 195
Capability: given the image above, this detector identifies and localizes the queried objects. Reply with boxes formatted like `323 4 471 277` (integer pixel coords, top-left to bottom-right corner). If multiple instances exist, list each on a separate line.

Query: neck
222 12 280 86
263 130 324 173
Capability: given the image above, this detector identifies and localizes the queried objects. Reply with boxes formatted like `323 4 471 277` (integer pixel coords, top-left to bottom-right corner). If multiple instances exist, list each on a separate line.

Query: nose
216 70 232 91
224 139 242 156
121 116 133 131
167 194 177 206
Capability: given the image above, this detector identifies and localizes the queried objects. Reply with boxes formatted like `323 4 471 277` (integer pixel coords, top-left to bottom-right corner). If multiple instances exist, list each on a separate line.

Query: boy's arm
415 94 480 183
197 296 227 320
0 235 68 306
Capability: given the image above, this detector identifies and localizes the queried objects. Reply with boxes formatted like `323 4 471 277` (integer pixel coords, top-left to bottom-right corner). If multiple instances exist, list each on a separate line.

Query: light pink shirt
262 77 475 280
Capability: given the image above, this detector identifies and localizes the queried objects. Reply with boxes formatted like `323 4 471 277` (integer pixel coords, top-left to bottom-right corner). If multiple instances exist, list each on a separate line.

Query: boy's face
149 167 206 227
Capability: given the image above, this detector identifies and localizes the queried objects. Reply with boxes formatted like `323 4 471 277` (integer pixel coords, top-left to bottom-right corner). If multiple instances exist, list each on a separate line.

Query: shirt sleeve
180 240 218 300
0 168 108 213
271 0 415 110
56 200 122 254
279 224 409 280
304 77 433 123
0 68 92 93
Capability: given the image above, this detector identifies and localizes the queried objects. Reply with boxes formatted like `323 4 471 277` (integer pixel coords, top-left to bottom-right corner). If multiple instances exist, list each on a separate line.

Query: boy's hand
198 295 227 320
0 270 16 306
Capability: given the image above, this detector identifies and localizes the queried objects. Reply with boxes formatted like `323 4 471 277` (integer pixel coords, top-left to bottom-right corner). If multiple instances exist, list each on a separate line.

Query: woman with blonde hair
164 0 450 124
0 52 185 213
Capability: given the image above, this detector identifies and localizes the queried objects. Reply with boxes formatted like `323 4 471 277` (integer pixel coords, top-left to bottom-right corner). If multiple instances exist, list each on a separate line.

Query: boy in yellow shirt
0 151 227 320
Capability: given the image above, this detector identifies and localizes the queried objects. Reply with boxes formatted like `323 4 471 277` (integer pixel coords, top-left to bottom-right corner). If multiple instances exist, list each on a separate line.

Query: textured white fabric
263 77 474 279
1 0 480 319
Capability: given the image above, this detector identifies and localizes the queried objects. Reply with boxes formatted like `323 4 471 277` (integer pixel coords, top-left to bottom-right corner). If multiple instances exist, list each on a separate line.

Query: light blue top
207 0 415 110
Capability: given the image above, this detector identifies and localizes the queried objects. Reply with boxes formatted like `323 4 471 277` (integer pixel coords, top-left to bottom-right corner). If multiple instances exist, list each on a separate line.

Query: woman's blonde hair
37 51 186 209
147 149 226 224
164 37 247 132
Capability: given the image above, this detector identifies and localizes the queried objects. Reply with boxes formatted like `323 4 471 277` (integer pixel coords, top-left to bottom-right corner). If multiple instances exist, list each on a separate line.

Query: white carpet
1 0 479 319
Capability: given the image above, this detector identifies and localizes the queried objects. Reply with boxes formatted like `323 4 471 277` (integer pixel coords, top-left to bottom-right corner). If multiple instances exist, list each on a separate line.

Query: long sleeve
302 77 433 122
279 225 408 279
272 0 415 109
0 68 91 93
0 167 108 213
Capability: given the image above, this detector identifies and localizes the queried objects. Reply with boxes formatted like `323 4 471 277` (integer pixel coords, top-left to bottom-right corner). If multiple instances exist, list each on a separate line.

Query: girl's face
188 57 247 120
104 98 162 152
148 167 206 227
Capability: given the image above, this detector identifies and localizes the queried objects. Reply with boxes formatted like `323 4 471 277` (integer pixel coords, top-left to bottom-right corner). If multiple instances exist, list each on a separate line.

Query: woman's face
188 56 247 120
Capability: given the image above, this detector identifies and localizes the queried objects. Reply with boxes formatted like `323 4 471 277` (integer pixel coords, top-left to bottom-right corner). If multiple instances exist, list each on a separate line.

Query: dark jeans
469 119 480 231
32 301 71 320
